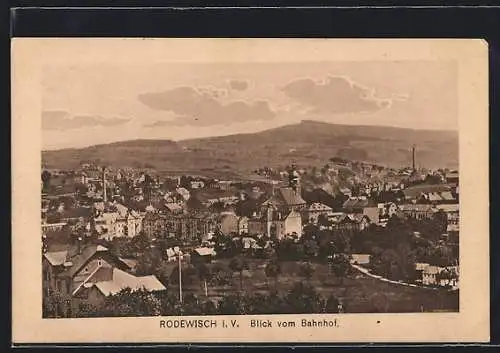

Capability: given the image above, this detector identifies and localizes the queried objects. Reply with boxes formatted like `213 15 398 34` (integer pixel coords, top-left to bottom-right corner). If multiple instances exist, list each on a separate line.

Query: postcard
11 38 489 343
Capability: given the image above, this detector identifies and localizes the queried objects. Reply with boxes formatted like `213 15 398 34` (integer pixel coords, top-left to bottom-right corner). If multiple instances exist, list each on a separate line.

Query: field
170 258 459 313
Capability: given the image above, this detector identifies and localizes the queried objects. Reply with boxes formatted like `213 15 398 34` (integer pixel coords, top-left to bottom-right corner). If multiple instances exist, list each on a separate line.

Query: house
421 265 459 289
339 188 352 198
43 243 164 315
163 202 185 215
215 180 232 191
165 247 182 262
445 171 459 185
262 187 307 212
190 181 205 189
378 202 398 218
74 268 166 312
218 212 249 236
248 206 302 240
142 212 216 244
304 202 333 224
350 254 371 266
41 222 68 234
175 187 191 201
93 207 143 241
327 214 369 235
190 247 217 264
268 209 302 240
398 204 438 220
342 197 379 224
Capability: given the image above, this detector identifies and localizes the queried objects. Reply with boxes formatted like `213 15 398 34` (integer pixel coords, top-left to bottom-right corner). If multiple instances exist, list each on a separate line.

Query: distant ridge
42 121 458 172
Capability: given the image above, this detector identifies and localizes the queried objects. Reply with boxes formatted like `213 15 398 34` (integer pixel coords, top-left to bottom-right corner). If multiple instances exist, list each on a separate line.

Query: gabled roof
399 204 436 212
436 204 459 213
263 187 306 207
60 207 92 220
342 197 377 210
58 244 111 278
193 247 216 256
93 268 166 296
308 203 333 212
44 251 68 266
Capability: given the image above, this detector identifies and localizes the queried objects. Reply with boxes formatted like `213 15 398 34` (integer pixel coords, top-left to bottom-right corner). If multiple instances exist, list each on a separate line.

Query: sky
42 61 457 150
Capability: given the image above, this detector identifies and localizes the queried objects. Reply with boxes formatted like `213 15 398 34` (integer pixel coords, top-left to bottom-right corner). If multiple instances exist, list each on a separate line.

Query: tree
303 239 319 260
209 201 226 214
284 282 324 314
99 288 162 317
43 289 65 318
324 294 340 313
330 253 351 285
41 170 52 192
264 260 282 290
195 262 212 297
299 262 315 284
217 294 245 315
229 256 249 292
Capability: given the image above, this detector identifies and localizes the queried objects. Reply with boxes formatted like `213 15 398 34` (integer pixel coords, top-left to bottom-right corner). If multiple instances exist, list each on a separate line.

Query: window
97 260 102 266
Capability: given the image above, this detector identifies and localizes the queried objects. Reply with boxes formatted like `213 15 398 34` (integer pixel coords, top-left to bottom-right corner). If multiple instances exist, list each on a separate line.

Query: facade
218 212 249 236
304 202 333 224
398 204 438 220
142 212 216 243
93 208 144 241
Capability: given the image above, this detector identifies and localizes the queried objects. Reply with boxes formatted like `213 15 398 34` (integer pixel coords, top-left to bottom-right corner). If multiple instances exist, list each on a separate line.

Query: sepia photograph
12 38 489 343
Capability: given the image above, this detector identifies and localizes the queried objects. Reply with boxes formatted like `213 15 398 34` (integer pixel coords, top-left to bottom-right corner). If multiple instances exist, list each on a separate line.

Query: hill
42 120 458 175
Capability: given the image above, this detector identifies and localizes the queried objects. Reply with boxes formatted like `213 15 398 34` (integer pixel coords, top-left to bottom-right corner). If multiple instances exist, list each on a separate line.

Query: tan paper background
11 38 489 344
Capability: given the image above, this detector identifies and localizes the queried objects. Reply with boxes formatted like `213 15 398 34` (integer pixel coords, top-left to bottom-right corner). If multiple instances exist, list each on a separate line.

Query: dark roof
263 187 306 207
403 184 452 199
60 207 92 220
342 198 377 210
58 244 120 278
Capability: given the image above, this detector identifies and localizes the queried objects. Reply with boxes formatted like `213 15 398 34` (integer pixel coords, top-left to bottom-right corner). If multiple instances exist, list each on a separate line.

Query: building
248 206 302 240
93 205 144 241
42 243 165 316
421 265 459 289
342 196 380 224
350 254 371 266
378 202 399 225
398 204 438 220
328 214 371 235
445 171 459 186
41 222 68 235
142 212 216 244
304 202 333 224
218 212 249 236
190 247 217 264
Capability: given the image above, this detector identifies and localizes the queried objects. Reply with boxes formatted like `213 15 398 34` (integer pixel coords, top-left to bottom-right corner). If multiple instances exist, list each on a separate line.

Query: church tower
288 164 301 197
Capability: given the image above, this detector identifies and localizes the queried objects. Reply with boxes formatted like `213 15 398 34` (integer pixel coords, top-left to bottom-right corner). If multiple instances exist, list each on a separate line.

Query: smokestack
412 145 416 171
102 167 107 203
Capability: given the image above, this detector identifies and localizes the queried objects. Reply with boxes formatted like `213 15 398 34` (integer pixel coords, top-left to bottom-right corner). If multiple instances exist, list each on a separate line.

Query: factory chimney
412 145 416 171
102 167 107 203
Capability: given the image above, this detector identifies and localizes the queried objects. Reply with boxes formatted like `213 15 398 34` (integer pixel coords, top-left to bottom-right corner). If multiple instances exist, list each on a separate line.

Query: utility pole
178 252 183 304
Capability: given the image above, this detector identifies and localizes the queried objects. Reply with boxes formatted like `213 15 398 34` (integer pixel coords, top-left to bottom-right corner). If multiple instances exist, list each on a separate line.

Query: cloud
281 75 399 115
228 79 249 91
138 86 276 127
42 110 131 131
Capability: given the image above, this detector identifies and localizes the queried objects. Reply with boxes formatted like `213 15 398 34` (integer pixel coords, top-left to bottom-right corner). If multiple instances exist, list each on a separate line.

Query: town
41 146 460 318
